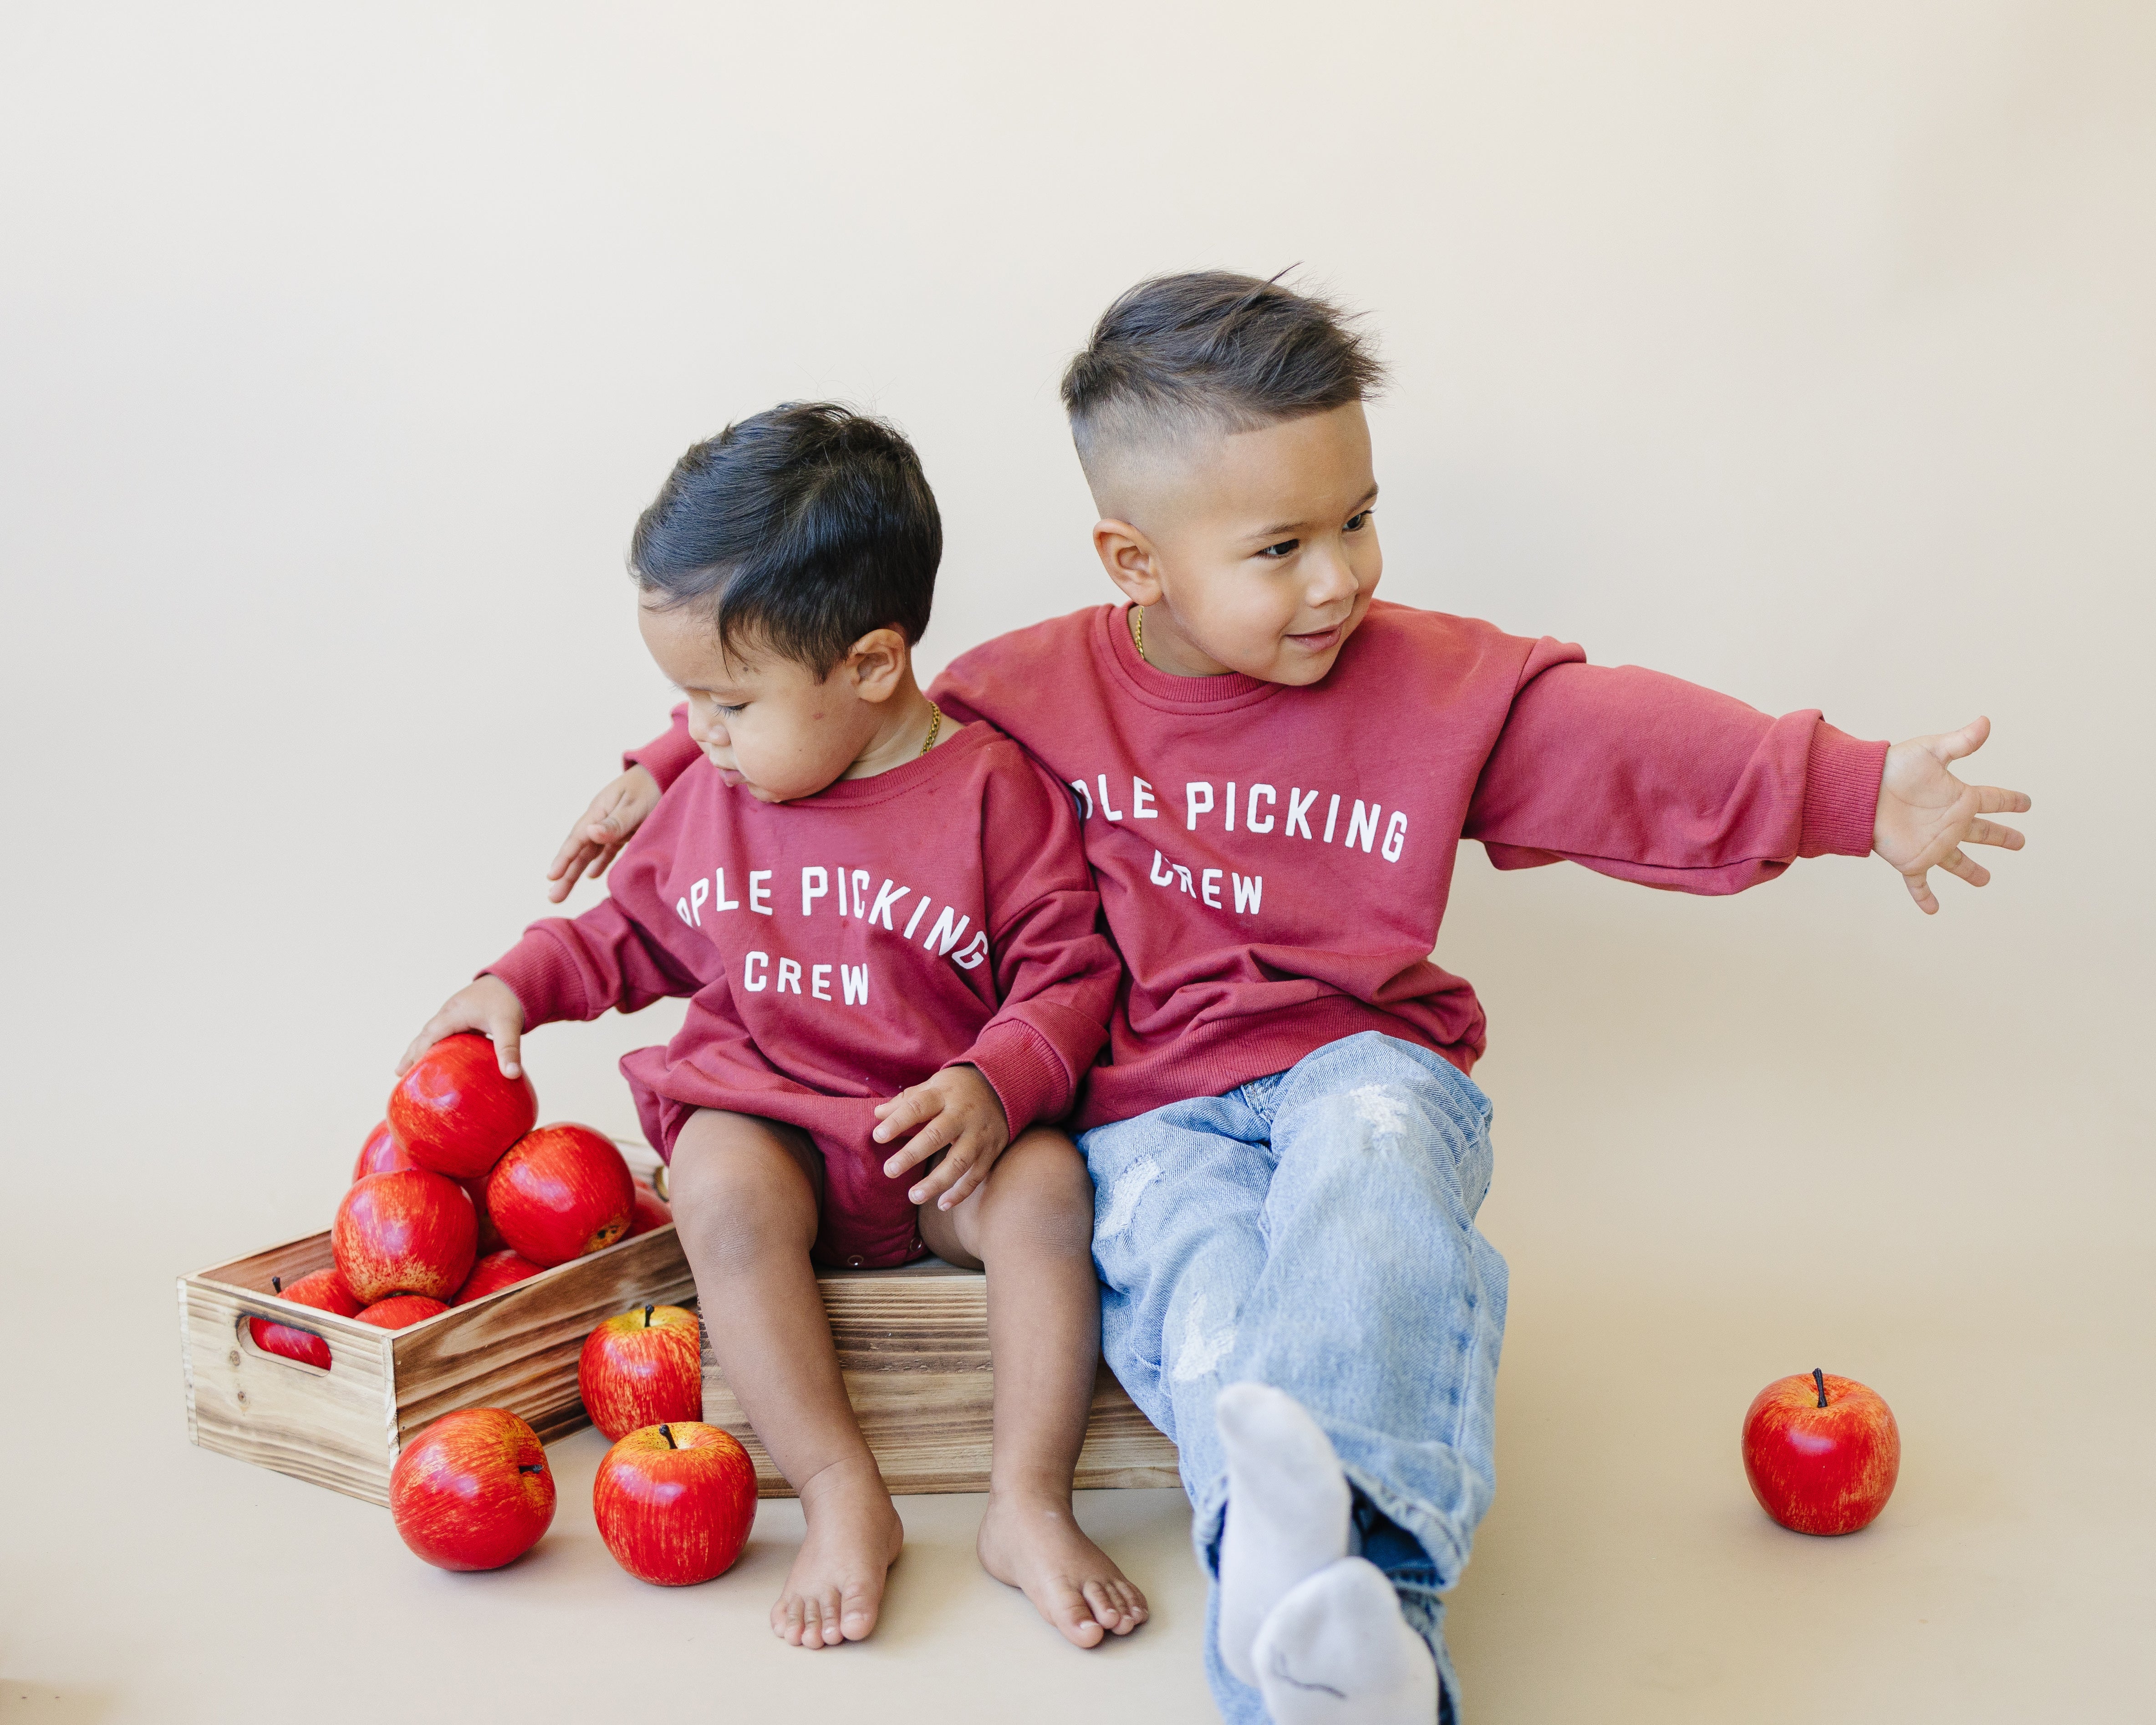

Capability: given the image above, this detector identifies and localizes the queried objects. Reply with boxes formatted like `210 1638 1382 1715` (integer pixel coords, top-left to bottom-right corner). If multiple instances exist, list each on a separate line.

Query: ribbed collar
1096 604 1286 713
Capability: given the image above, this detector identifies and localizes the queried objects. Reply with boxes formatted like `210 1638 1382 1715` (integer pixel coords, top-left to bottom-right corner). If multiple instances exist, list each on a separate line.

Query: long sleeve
948 759 1118 1133
625 704 701 792
1464 638 1887 894
484 894 704 1028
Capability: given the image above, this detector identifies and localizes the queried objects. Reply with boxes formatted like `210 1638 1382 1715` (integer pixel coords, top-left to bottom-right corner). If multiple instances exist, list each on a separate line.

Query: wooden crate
701 1258 1182 1497
182 1150 1181 1505
179 1223 696 1506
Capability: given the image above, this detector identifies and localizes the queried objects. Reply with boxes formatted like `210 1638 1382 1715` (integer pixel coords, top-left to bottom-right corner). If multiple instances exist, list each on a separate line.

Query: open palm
1871 716 2031 914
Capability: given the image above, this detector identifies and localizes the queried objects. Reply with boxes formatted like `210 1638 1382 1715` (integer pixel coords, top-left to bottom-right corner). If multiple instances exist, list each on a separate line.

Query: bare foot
772 1456 905 1648
977 1489 1150 1648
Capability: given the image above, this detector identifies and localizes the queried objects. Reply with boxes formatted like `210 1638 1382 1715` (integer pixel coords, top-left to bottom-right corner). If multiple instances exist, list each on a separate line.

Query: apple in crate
1742 1368 1901 1535
357 1294 449 1329
249 1268 362 1369
486 1124 634 1268
334 1169 478 1302
455 1248 548 1305
390 1408 556 1571
352 1120 415 1181
389 1032 537 1180
627 1180 673 1238
580 1304 703 1439
593 1421 756 1586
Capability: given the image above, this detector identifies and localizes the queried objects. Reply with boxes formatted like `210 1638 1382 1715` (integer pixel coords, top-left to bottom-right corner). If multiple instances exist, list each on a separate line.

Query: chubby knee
972 1128 1096 1261
668 1111 819 1265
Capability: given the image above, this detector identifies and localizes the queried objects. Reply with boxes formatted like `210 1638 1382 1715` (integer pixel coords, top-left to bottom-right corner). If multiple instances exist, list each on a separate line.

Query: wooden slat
390 1225 695 1444
700 1262 1180 1496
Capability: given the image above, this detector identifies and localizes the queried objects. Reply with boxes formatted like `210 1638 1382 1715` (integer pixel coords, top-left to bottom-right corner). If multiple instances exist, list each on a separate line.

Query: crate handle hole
234 1312 334 1377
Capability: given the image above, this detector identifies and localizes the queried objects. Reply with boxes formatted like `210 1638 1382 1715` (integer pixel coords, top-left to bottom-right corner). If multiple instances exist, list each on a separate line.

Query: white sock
1251 1557 1440 1725
1215 1382 1352 1689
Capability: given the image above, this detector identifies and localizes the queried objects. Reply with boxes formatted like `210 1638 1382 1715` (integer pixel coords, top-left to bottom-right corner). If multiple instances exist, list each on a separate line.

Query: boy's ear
1092 520 1165 607
846 628 910 703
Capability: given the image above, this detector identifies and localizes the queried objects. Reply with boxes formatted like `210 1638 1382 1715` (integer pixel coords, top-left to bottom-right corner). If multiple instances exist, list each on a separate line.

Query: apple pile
248 1034 674 1370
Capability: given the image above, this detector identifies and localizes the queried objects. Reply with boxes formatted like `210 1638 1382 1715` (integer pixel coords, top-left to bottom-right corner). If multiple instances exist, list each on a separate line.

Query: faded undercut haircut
629 403 940 678
1060 270 1385 477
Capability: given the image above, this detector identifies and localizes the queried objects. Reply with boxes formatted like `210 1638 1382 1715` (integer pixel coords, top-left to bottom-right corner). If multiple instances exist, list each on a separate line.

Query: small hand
1871 715 2031 915
398 975 527 1078
872 1066 1011 1211
545 765 662 904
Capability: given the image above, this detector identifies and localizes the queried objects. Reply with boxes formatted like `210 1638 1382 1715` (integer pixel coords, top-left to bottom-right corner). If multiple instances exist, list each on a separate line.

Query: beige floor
3 852 2146 1724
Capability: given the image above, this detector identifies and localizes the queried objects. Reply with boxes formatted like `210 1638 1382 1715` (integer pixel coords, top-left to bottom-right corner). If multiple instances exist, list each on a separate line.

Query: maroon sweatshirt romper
486 722 1119 1268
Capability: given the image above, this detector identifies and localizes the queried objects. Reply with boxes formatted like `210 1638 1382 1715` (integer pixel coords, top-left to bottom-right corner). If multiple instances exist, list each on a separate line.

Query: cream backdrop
1 4 2149 1721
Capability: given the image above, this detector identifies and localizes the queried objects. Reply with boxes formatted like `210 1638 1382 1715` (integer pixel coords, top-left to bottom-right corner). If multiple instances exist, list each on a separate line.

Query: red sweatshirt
629 602 1888 1132
489 721 1117 1267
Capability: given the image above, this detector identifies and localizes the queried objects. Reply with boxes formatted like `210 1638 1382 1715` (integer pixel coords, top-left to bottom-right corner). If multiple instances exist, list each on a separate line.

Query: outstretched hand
1871 716 2030 914
545 765 663 904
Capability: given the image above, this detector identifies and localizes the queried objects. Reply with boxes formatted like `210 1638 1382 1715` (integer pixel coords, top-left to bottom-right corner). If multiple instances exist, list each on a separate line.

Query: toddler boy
563 278 2029 1722
406 403 1147 1653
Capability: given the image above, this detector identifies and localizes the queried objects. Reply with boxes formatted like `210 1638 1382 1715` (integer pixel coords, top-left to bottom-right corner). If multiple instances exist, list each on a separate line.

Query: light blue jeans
1079 1033 1506 1725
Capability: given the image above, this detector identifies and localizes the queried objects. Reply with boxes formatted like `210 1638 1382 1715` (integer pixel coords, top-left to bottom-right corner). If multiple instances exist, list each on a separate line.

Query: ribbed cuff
624 705 700 792
481 928 590 1028
953 1019 1070 1138
1798 723 1890 858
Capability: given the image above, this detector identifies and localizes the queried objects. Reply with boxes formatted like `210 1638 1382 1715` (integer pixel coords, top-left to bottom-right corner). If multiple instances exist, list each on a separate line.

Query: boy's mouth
1285 623 1344 653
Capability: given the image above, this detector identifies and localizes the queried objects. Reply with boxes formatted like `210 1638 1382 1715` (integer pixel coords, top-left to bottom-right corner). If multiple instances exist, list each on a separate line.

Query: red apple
388 1033 537 1180
333 1168 477 1302
249 1267 362 1369
390 1407 556 1571
352 1119 414 1182
454 1248 548 1305
1742 1368 1901 1536
593 1421 756 1586
579 1304 703 1440
486 1124 634 1268
356 1293 449 1329
626 1180 673 1238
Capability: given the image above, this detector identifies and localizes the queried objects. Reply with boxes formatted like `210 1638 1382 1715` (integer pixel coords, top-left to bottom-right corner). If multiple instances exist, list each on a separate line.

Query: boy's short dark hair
1060 270 1385 471
630 403 940 678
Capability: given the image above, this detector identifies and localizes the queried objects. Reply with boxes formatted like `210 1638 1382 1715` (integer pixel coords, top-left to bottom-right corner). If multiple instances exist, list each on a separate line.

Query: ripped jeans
1079 1033 1506 1725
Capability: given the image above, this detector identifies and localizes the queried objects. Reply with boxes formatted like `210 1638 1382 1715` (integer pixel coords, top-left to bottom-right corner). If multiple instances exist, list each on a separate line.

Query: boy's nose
1304 548 1359 611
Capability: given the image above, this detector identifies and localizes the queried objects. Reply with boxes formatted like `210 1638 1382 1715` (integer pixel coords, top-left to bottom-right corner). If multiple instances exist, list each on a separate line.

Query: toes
1060 1592 1107 1649
840 1580 882 1642
1101 1578 1147 1634
1080 1579 1121 1636
775 1595 805 1646
807 1588 842 1648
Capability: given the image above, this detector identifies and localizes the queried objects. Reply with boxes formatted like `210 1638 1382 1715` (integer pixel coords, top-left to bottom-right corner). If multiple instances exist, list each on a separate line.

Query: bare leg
919 1127 1149 1648
670 1110 902 1648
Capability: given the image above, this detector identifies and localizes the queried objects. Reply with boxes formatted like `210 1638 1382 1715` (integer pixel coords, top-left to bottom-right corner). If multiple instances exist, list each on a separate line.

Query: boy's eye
1259 538 1300 559
1345 510 1372 532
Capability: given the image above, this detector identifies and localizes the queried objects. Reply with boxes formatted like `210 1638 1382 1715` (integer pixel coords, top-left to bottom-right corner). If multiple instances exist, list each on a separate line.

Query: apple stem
519 1463 544 1474
272 1276 282 1294
1813 1368 1828 1409
660 1423 677 1449
644 1304 654 1327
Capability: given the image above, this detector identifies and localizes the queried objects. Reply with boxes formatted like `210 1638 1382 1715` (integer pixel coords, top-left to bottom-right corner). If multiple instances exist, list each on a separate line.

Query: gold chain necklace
920 700 942 755
1132 605 1147 663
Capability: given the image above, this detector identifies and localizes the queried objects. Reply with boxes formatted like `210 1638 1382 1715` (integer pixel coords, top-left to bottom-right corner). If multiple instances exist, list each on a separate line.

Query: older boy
409 404 1148 1655
563 276 2029 1722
